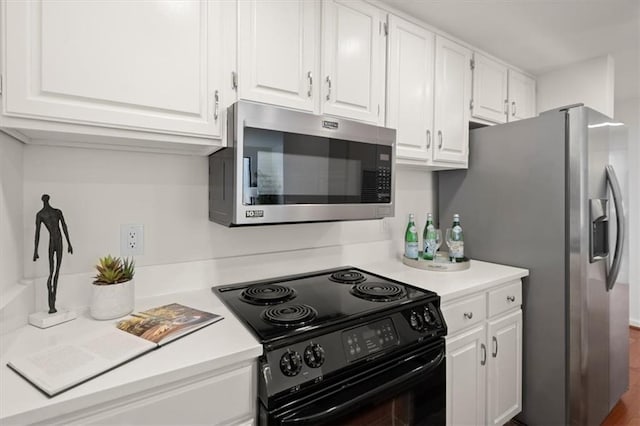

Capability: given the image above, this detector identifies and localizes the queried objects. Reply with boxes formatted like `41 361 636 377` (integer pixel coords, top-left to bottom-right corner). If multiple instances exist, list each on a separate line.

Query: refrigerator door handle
605 165 626 291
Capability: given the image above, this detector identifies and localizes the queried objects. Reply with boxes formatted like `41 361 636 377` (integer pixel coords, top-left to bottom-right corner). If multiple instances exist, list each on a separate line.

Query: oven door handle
280 349 445 425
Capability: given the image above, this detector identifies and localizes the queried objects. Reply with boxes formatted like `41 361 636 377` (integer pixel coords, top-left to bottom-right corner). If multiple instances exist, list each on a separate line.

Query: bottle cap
453 213 460 220
427 212 433 218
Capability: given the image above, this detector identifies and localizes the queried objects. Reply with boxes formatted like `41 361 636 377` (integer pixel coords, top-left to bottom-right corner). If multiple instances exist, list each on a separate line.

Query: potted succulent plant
90 255 136 320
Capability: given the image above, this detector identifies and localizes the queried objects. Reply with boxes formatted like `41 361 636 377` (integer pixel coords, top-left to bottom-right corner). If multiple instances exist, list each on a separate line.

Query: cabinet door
238 0 319 112
472 53 508 124
386 15 435 162
77 365 255 425
508 69 536 121
4 0 223 138
433 36 472 164
446 326 487 426
487 310 523 426
321 0 385 124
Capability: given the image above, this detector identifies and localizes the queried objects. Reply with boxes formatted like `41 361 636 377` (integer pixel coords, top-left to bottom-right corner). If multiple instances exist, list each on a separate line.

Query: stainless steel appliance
209 101 396 226
438 105 628 425
214 267 447 425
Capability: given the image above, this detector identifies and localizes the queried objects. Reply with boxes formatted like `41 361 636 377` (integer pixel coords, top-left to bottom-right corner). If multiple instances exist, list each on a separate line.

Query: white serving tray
402 252 470 272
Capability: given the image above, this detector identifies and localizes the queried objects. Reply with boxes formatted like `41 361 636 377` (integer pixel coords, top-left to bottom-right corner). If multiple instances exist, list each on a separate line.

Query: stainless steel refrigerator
439 105 629 425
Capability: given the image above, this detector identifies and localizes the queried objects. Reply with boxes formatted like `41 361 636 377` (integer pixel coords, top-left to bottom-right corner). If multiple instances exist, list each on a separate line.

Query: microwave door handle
281 350 444 425
606 165 626 291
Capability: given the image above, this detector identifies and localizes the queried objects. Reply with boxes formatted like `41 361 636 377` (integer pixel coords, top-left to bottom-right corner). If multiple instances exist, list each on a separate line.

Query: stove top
214 266 438 343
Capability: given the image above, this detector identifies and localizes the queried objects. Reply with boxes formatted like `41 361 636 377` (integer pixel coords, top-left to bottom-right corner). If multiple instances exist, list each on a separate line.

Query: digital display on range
342 318 399 362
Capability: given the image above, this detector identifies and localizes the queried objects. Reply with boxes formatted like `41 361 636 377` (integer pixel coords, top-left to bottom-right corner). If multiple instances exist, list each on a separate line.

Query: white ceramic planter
90 279 135 320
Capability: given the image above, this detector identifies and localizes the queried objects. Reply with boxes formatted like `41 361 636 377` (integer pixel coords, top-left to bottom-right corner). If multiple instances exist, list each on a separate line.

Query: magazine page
116 303 223 345
7 329 155 397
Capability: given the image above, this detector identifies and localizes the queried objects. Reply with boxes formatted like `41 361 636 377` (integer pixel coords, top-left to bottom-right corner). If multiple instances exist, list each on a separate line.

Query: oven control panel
341 318 398 363
403 302 444 335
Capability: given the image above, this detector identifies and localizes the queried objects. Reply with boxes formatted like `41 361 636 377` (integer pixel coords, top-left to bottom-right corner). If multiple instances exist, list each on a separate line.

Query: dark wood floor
602 327 640 426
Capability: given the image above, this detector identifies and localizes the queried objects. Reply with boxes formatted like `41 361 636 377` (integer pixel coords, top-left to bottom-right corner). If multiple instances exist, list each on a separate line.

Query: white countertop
354 258 529 303
0 258 528 424
0 288 262 425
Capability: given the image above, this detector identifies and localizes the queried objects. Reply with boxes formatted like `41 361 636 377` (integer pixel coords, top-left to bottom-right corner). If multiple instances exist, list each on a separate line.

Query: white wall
20 144 436 290
0 133 33 334
614 98 640 327
537 55 615 118
0 133 24 298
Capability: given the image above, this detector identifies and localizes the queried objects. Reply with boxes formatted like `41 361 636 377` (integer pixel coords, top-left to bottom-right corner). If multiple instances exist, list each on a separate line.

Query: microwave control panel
376 166 392 201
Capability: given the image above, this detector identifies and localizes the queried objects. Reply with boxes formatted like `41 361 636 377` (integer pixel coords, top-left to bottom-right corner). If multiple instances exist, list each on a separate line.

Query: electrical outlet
120 224 144 256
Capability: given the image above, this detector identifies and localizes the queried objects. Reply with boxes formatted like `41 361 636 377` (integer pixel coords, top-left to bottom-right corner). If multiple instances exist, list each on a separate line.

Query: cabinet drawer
488 281 522 317
442 294 486 335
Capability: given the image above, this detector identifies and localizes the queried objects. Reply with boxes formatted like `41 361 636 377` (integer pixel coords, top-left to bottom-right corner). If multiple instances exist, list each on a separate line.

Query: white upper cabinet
3 0 226 143
386 16 435 163
321 0 386 125
472 53 508 124
237 0 319 112
433 36 472 165
508 69 536 121
471 53 536 124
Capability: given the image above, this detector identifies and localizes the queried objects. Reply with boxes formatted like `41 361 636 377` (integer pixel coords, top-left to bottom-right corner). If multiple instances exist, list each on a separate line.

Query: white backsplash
2 142 436 326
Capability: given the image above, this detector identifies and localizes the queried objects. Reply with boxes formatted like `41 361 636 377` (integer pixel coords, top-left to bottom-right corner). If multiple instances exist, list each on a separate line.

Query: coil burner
329 270 366 284
351 282 405 302
261 304 318 327
241 285 296 305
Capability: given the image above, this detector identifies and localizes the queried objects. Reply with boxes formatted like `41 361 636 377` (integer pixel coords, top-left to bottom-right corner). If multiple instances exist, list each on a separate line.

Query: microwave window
243 127 389 205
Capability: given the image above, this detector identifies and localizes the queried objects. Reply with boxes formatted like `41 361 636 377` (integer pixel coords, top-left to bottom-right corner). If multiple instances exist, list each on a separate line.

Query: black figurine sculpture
33 194 73 314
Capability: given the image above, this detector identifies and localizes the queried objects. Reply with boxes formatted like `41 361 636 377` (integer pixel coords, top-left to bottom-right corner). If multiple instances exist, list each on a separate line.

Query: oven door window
242 127 390 206
268 342 445 426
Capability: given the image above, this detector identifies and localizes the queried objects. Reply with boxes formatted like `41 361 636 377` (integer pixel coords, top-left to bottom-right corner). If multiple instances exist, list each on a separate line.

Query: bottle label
405 242 419 259
452 225 462 239
423 225 437 259
409 225 416 233
449 242 464 259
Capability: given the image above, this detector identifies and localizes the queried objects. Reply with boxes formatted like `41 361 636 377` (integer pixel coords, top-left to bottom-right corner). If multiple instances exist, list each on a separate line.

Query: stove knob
280 350 302 376
423 307 436 326
304 343 325 368
409 310 424 331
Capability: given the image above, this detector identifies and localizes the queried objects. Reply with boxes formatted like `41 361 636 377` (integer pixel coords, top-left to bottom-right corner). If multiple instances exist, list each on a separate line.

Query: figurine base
29 309 77 329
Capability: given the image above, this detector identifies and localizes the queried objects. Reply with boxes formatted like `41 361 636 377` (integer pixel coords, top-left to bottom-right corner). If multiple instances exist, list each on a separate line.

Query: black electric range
214 266 447 425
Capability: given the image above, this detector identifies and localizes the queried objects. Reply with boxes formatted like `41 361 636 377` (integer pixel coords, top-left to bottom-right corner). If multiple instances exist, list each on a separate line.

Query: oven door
263 340 445 426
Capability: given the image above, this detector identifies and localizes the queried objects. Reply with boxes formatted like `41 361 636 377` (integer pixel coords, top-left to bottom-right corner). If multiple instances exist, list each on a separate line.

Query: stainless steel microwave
209 101 396 226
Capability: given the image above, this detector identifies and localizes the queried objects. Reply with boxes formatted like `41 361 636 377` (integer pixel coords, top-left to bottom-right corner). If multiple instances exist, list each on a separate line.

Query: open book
7 303 223 397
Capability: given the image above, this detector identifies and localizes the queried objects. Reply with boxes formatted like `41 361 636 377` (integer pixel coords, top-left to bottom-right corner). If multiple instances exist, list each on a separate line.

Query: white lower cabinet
446 325 486 426
487 310 523 426
48 363 256 426
443 280 522 426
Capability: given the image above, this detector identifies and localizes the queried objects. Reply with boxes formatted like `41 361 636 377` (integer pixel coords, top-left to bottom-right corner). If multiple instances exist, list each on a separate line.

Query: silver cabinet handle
481 343 487 366
214 90 220 121
464 311 473 320
507 295 516 302
606 165 626 291
325 76 332 101
426 130 431 149
504 99 508 115
307 71 313 98
438 130 443 149
492 336 498 357
511 101 516 117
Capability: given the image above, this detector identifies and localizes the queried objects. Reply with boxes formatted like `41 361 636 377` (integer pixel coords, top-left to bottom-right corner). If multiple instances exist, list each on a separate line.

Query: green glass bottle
422 213 436 260
449 214 464 262
404 213 419 259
